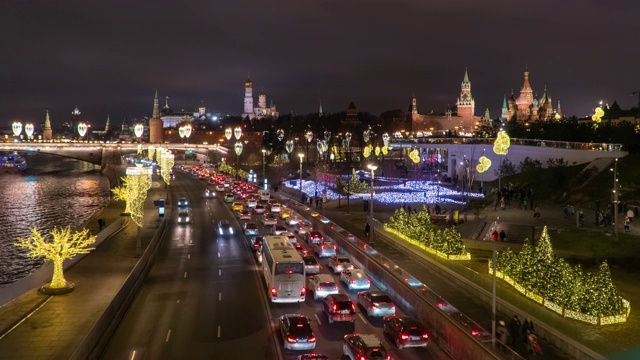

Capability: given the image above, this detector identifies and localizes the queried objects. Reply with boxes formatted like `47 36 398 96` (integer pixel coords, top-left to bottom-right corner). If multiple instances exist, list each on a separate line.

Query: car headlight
186 217 189 222
229 228 234 234
219 228 223 235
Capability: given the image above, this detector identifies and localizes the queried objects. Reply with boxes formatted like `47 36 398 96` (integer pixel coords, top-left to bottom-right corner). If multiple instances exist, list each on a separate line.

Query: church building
242 77 279 120
504 68 560 122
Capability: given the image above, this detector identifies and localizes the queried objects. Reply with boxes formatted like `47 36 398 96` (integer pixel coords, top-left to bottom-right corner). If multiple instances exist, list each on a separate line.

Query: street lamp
298 153 304 196
367 164 378 244
612 158 619 240
134 123 144 140
77 122 88 141
234 142 243 180
261 149 267 189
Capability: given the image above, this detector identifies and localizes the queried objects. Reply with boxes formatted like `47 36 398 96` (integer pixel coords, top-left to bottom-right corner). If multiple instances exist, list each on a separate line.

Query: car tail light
300 287 306 296
385 355 391 360
358 356 366 360
471 329 480 336
286 336 297 343
333 245 337 250
367 279 371 283
372 305 379 310
321 245 324 250
400 333 409 341
309 336 316 342
422 333 429 339
317 286 323 291
332 304 337 313
351 279 357 284
391 305 396 310
271 287 277 297
351 304 356 312
334 286 338 290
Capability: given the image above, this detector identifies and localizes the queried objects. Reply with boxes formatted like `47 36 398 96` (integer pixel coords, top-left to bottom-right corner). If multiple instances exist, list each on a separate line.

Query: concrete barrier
0 218 125 308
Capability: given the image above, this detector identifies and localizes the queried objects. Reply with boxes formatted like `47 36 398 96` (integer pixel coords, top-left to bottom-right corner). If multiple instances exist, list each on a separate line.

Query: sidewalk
276 187 640 358
0 180 167 360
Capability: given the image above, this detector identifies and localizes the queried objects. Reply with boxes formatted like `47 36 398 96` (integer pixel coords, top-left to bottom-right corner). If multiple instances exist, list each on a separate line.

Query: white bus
262 235 306 303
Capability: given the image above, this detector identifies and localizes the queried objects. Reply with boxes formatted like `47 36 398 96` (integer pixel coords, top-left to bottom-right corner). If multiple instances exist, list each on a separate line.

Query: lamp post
234 142 243 180
212 143 218 166
367 164 378 244
262 149 267 189
612 158 619 240
491 220 498 349
298 153 304 197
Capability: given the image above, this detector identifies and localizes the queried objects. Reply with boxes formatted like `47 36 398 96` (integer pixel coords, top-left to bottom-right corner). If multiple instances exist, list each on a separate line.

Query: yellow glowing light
381 145 388 155
15 226 95 289
493 131 510 155
592 106 604 128
476 156 492 173
375 146 381 156
409 149 420 163
363 145 371 158
112 171 152 227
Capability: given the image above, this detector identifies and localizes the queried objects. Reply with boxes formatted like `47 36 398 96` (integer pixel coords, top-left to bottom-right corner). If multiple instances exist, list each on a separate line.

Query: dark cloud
1 0 639 126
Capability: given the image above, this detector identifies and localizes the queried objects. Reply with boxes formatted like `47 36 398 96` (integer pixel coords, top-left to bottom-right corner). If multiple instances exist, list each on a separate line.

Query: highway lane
101 170 277 360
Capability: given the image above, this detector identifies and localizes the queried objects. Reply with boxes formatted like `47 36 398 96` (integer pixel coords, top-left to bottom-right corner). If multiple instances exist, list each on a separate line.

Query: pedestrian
492 229 499 241
627 209 634 222
624 216 630 232
407 205 412 214
496 320 508 348
493 198 498 212
521 318 534 339
97 218 104 230
364 223 370 237
315 197 320 209
534 206 540 219
508 315 521 347
499 230 506 242
500 197 505 210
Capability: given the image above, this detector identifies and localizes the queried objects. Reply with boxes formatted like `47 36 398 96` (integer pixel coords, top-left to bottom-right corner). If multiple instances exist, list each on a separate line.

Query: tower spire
105 114 110 132
319 97 323 117
463 67 469 83
45 110 51 128
43 110 53 141
164 96 170 109
152 89 160 118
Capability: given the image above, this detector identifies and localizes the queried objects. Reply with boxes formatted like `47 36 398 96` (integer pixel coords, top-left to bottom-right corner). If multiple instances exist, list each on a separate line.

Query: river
0 152 111 286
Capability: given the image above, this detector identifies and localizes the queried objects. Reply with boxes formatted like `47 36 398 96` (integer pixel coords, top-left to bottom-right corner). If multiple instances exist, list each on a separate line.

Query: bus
262 235 306 303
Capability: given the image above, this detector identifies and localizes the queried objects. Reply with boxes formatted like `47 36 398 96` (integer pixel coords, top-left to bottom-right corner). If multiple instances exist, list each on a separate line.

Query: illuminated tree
15 226 95 291
347 168 369 195
148 145 156 161
112 171 152 227
159 149 174 185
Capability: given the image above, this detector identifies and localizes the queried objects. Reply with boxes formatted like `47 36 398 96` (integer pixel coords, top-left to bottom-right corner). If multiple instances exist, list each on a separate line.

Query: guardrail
286 200 510 360
390 137 623 152
371 218 606 360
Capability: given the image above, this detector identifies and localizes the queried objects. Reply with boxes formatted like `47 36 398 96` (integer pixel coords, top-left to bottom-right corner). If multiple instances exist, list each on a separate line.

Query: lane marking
165 329 172 342
187 254 191 259
358 313 367 323
177 300 180 304
314 314 322 326
217 326 221 338
183 272 188 279
218 293 222 301
218 252 220 258
129 350 137 360
218 269 222 276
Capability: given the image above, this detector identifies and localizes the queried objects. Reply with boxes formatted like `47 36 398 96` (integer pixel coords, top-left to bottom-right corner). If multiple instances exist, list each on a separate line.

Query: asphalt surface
102 169 451 360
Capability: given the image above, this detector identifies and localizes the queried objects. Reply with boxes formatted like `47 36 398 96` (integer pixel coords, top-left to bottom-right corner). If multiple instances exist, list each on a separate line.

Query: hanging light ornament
234 142 243 156
476 156 492 173
225 128 233 140
12 122 22 137
322 140 328 152
178 126 186 139
345 132 352 145
137 144 143 155
363 145 371 158
375 146 381 156
316 140 325 154
342 139 349 150
184 124 192 139
305 131 313 143
381 145 389 155
25 123 34 138
493 131 510 155
285 140 294 153
77 123 88 137
363 130 370 143
134 123 144 138
382 133 390 147
277 129 285 141
234 127 242 140
409 149 421 163
324 131 331 142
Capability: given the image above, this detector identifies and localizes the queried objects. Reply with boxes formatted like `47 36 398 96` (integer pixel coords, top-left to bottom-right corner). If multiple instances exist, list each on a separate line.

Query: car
278 314 316 351
295 222 312 235
343 333 391 360
224 193 234 203
271 225 287 235
207 177 216 185
313 240 337 258
296 354 329 360
293 242 307 256
243 222 259 235
322 293 356 324
270 202 282 213
232 202 244 211
217 220 234 235
357 291 396 317
262 213 278 226
328 255 354 274
310 211 320 217
239 209 252 220
177 197 190 207
199 173 207 180
285 232 298 244
254 205 266 214
286 215 302 226
280 209 292 219
404 276 425 288
245 199 258 208
346 233 357 242
177 210 191 224
319 216 330 224
215 184 225 192
308 274 338 300
302 256 320 275
250 236 264 252
305 231 324 244
341 269 370 290
204 189 216 198
382 315 430 349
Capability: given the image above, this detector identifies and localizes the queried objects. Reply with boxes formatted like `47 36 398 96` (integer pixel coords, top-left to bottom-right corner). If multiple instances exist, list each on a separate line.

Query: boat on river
0 154 27 173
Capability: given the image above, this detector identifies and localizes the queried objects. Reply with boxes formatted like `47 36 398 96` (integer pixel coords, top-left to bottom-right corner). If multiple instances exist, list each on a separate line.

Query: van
259 190 270 201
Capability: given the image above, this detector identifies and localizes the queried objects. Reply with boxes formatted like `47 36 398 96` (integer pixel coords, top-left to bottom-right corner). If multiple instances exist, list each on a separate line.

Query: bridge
389 137 626 181
0 142 229 169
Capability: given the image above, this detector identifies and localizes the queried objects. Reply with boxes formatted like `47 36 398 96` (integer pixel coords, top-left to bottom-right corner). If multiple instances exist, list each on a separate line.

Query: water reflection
0 154 111 286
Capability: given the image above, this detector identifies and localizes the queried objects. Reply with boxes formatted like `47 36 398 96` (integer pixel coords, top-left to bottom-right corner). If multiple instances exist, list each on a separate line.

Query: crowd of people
496 315 542 355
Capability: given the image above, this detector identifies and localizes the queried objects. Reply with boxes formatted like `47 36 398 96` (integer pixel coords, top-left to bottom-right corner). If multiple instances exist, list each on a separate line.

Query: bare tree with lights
15 226 95 294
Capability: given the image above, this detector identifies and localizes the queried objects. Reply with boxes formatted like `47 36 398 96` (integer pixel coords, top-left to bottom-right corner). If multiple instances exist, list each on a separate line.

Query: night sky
2 0 639 127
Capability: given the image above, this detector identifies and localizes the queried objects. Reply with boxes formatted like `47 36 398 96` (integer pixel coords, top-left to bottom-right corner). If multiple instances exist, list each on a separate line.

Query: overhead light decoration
324 131 331 142
476 156 491 173
77 123 88 137
363 144 372 158
493 131 510 155
25 123 34 138
225 128 232 140
285 140 294 153
592 107 604 129
381 145 389 155
234 127 242 140
375 146 381 156
363 130 370 143
277 129 285 141
134 124 144 138
382 133 390 147
234 142 243 156
12 122 22 137
184 124 192 139
409 149 421 163
178 126 186 139
345 132 352 145
317 140 325 154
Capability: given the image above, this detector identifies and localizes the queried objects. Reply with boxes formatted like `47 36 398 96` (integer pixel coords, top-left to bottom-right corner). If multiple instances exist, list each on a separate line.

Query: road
102 168 451 360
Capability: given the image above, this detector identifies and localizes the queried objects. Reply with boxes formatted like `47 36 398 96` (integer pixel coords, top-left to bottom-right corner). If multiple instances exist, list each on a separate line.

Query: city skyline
2 0 639 126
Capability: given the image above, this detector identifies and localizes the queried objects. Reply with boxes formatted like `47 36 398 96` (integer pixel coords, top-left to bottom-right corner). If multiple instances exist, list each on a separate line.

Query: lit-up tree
347 168 369 195
15 226 95 293
148 145 156 162
112 170 152 227
160 149 174 185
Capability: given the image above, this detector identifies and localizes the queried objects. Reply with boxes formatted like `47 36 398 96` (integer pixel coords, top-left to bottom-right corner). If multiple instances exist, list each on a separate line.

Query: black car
296 354 329 360
278 314 316 351
250 236 264 251
343 333 390 360
322 293 356 324
382 315 430 349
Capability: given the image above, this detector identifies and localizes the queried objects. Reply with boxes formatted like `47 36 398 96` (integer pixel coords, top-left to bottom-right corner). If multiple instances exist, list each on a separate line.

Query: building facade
242 77 279 119
504 69 559 122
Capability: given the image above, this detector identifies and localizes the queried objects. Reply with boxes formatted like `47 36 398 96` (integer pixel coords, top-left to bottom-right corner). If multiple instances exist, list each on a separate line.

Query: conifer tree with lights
347 168 369 195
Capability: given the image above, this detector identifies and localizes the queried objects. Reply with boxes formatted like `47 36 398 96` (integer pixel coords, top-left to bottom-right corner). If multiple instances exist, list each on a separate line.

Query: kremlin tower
43 110 52 141
149 89 163 143
456 68 475 119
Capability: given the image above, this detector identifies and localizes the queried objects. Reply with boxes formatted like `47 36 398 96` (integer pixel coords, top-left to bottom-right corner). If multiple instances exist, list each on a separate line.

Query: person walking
364 223 370 237
499 229 507 242
508 315 521 347
500 197 505 210
496 320 508 350
627 208 634 223
492 229 499 241
534 206 541 219
624 216 630 232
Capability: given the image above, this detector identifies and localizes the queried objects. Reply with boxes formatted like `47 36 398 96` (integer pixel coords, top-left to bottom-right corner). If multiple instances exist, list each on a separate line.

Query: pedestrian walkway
0 181 167 360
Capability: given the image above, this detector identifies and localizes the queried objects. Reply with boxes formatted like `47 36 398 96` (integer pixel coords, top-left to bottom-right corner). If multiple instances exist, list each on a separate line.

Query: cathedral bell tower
243 77 254 117
149 89 164 143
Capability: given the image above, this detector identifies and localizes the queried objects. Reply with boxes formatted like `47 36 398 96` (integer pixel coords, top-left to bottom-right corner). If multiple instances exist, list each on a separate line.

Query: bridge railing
390 137 623 152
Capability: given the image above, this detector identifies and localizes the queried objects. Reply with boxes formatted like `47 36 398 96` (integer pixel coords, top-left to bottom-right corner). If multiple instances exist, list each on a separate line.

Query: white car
270 203 282 213
271 225 287 235
328 255 354 274
204 189 216 198
177 210 191 224
294 222 312 235
313 240 337 258
308 274 339 300
286 215 301 226
262 213 278 226
215 184 225 192
285 232 297 244
357 291 396 317
239 210 252 220
245 199 258 208
341 269 370 290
